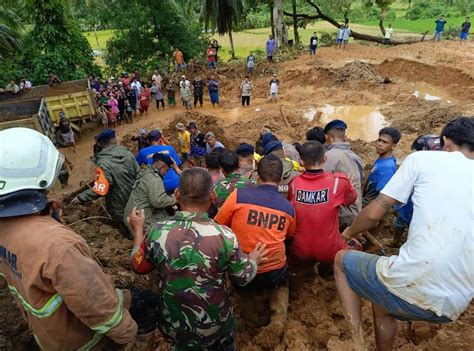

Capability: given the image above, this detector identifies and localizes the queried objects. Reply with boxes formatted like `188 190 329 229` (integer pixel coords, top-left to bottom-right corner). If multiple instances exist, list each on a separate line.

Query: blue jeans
434 31 443 40
342 251 451 323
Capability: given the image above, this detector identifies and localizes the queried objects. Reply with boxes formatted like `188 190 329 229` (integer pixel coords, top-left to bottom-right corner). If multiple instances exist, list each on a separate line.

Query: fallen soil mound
382 99 463 134
332 60 383 85
376 58 474 100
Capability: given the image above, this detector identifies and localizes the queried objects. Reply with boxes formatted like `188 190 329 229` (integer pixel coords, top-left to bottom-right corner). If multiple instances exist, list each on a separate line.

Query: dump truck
0 79 97 141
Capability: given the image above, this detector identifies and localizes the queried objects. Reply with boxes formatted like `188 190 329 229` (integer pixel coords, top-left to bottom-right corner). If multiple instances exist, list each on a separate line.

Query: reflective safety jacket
0 215 137 350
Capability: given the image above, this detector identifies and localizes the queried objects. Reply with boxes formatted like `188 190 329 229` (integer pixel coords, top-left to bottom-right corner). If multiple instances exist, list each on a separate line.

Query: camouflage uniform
214 173 256 208
130 211 257 350
123 165 175 234
237 164 258 181
249 159 300 198
278 158 301 198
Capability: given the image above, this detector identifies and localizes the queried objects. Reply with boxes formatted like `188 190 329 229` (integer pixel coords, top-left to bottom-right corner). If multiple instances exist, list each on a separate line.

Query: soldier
72 130 140 234
123 153 176 235
0 128 158 350
128 168 268 350
323 120 364 229
263 140 300 197
214 151 256 208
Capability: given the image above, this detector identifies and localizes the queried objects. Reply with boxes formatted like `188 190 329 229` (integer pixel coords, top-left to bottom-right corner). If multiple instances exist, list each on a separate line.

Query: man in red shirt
288 141 361 264
207 44 217 69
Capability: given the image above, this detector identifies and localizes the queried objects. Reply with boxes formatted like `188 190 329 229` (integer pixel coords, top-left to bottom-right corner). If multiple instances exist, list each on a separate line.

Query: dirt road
1 40 473 350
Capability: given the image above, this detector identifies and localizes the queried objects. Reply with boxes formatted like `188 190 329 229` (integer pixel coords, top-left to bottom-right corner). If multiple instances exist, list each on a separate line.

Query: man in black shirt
193 77 204 108
309 32 318 56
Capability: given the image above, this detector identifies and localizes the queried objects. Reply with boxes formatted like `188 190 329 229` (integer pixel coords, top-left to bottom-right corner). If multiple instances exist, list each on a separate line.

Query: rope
68 216 114 227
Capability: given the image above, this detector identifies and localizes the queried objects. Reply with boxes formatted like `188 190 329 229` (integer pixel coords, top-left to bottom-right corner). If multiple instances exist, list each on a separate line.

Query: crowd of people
1 109 472 350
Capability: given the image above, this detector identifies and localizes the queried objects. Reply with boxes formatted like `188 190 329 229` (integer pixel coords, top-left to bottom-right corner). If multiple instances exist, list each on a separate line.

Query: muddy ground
1 41 473 350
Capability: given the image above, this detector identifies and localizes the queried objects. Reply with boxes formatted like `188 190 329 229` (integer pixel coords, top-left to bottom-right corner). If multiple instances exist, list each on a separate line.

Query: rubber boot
254 285 289 348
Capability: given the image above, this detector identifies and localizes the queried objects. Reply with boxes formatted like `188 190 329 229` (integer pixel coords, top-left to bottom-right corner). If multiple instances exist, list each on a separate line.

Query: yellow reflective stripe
33 334 44 350
78 333 104 351
91 289 124 334
0 273 63 318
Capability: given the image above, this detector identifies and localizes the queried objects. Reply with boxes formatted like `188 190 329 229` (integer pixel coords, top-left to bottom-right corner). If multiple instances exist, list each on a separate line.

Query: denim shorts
342 251 451 323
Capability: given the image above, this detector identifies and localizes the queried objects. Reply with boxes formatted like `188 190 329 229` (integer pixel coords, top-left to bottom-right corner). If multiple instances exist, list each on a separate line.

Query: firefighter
0 128 140 350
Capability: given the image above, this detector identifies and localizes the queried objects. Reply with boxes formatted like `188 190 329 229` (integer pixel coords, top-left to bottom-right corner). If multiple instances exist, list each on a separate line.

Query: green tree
103 0 206 75
201 0 244 59
0 4 22 58
377 0 395 32
24 0 98 83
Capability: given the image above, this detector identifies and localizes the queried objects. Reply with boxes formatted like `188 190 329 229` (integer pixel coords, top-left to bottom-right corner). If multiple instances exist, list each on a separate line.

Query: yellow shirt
178 130 190 153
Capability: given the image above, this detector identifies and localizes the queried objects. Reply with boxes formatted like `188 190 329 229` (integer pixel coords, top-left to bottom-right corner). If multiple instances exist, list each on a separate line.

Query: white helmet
0 128 64 196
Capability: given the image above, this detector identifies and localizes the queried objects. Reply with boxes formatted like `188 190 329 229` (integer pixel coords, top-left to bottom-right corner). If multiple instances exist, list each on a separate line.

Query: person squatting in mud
1 115 473 350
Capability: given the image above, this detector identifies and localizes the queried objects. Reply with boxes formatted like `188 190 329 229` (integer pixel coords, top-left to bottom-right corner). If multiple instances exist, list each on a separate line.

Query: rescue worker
123 153 176 235
135 130 182 194
0 128 138 350
263 140 300 197
213 150 256 208
260 132 301 170
128 168 267 350
235 143 256 180
72 129 139 233
323 120 364 229
216 155 296 343
288 141 361 264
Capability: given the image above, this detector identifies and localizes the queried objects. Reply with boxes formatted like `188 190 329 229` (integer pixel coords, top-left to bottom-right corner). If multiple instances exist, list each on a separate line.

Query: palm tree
200 0 244 60
0 5 21 58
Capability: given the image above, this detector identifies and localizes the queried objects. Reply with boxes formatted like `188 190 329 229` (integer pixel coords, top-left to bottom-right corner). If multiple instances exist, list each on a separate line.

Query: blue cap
262 132 277 148
96 129 116 143
324 119 347 134
147 130 162 141
235 143 255 156
264 141 283 155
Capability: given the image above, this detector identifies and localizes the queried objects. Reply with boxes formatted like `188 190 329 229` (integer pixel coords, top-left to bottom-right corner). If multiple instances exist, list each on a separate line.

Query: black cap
324 119 347 134
147 130 162 142
152 152 173 166
235 143 255 156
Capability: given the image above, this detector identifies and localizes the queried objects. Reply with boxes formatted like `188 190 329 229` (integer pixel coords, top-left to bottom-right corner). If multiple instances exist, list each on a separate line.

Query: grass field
360 14 474 33
84 30 114 51
84 13 472 62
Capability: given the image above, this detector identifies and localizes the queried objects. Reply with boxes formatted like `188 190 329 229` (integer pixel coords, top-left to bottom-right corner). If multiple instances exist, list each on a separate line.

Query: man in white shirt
151 70 162 87
384 24 394 43
334 116 474 350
